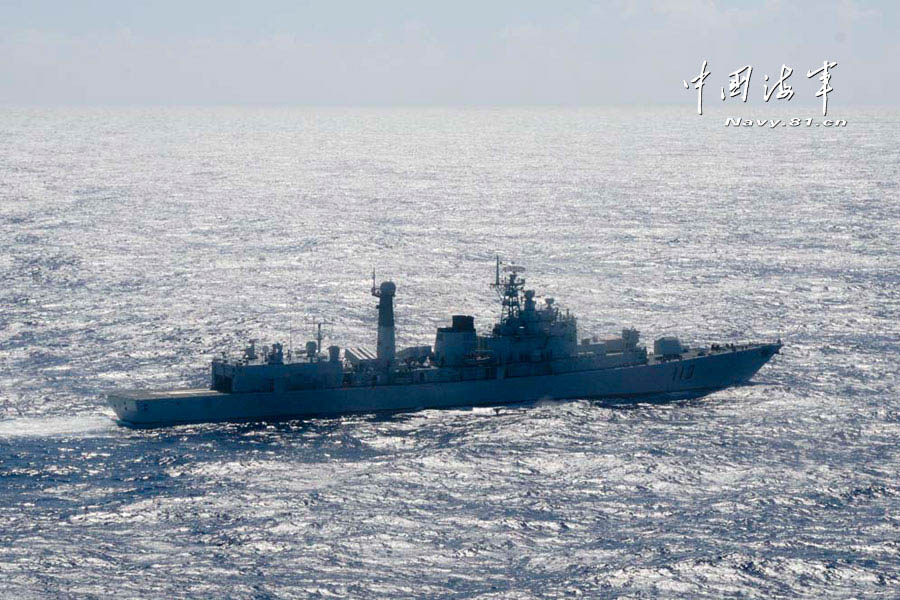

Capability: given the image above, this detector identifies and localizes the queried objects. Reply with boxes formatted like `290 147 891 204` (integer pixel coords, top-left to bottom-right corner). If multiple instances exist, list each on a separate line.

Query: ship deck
110 388 228 401
109 342 779 405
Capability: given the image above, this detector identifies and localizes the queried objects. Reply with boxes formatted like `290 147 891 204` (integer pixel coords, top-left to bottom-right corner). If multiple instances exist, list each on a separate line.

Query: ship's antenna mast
304 317 333 354
491 255 503 322
490 255 526 321
490 255 503 295
289 299 302 360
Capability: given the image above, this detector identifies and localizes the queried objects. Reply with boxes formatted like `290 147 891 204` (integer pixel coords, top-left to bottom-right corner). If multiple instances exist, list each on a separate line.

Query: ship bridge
476 259 577 364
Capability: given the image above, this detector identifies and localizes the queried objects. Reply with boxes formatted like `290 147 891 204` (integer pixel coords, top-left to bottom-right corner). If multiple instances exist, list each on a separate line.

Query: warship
108 259 781 427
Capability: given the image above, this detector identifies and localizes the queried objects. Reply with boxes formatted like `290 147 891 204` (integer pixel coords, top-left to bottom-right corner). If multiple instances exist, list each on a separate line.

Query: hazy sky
1 0 897 105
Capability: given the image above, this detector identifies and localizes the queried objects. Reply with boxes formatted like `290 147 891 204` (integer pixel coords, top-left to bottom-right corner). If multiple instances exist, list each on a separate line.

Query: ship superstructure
109 259 781 427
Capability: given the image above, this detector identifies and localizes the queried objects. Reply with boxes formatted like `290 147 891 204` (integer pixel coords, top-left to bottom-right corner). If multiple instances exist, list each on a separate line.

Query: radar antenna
490 255 526 321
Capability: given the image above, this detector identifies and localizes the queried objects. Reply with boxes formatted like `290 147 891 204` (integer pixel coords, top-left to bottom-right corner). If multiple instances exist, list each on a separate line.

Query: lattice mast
490 255 526 323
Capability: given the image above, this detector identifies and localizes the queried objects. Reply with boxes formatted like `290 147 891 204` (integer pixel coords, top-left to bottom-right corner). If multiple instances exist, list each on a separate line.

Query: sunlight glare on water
0 106 898 597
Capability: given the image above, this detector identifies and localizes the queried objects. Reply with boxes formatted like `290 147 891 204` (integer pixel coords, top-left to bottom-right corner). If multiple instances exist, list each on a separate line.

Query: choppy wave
0 106 897 598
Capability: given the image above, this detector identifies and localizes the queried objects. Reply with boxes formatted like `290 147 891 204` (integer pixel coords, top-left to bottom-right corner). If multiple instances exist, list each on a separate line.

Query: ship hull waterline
109 343 779 428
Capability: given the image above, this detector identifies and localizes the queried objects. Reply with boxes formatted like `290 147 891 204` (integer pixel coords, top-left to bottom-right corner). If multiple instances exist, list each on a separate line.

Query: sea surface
0 106 898 598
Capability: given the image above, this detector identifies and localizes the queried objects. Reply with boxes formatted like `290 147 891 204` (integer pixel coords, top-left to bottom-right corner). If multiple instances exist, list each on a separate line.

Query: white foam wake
0 414 116 438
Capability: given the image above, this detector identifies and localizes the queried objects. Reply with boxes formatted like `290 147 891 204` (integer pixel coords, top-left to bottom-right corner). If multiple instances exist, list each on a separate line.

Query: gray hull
109 344 780 427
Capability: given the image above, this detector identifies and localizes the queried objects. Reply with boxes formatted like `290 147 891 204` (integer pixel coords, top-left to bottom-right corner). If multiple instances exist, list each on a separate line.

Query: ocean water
0 106 898 598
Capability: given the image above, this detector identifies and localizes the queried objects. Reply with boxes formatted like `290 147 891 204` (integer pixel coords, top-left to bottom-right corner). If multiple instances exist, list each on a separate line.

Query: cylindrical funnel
375 281 396 364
